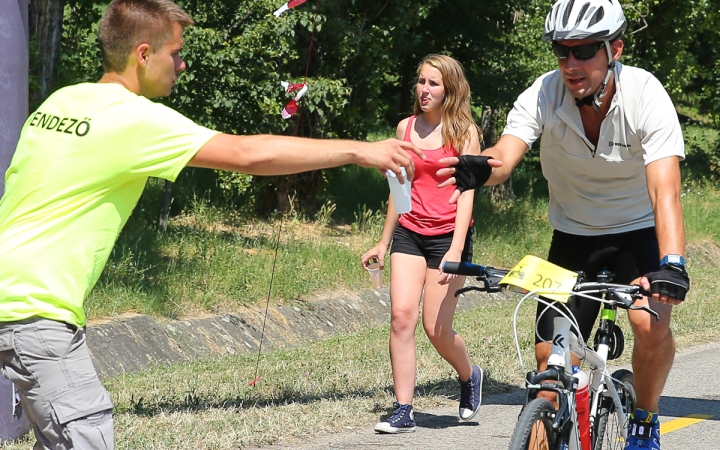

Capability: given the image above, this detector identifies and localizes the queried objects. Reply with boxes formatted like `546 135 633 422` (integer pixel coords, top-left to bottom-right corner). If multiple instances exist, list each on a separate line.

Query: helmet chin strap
575 41 615 113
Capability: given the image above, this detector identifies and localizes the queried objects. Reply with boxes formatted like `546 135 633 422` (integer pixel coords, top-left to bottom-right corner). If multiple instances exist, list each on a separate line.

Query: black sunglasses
551 42 605 61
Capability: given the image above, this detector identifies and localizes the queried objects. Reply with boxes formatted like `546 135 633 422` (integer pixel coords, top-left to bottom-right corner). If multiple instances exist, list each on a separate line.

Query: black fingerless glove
645 263 690 301
453 156 494 192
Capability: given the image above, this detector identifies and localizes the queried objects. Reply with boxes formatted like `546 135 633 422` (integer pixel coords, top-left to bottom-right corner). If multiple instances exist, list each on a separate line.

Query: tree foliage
33 0 720 215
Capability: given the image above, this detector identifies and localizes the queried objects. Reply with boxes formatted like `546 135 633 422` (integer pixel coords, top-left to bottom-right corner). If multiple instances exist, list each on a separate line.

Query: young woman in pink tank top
361 54 483 434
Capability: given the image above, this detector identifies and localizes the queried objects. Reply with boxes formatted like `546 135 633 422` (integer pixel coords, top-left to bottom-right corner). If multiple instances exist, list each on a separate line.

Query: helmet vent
588 7 605 27
576 3 590 28
584 6 597 21
562 0 575 28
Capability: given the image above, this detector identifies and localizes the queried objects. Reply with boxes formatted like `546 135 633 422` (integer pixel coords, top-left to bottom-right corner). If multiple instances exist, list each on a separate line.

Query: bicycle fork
588 303 630 441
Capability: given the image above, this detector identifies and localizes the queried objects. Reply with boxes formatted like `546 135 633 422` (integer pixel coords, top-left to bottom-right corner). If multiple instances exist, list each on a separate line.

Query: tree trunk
157 180 174 231
29 0 64 105
0 0 30 198
481 106 514 203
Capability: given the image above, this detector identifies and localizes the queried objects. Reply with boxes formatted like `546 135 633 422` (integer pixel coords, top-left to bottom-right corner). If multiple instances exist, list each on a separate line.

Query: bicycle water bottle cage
593 323 625 360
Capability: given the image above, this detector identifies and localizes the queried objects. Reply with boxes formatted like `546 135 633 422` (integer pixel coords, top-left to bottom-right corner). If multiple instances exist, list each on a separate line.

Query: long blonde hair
412 54 482 154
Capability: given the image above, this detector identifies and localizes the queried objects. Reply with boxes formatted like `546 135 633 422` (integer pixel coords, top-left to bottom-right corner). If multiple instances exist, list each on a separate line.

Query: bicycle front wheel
593 369 637 450
509 398 559 450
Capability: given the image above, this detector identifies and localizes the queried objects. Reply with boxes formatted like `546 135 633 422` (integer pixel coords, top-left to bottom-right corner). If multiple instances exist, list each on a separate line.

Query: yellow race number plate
500 255 578 303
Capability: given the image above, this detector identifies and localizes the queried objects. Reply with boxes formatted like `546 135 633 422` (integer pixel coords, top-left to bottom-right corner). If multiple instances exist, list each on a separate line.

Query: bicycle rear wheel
509 398 559 450
593 369 636 450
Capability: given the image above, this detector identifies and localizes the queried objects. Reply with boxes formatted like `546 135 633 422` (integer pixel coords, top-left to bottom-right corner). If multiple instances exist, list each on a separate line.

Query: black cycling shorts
390 224 473 270
535 227 660 344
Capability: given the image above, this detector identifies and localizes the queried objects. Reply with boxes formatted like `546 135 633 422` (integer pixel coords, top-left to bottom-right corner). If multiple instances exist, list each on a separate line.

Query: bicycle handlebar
573 281 659 319
442 261 486 277
442 261 659 320
442 261 509 294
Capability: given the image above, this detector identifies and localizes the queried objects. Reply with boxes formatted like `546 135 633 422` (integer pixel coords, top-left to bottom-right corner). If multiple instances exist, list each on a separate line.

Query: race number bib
500 255 578 303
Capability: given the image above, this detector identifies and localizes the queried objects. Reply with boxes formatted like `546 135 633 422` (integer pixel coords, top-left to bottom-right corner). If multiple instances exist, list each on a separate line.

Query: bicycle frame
517 290 631 450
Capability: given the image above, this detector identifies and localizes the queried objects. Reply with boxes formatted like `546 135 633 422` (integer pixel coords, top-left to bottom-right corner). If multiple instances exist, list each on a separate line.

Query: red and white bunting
281 81 307 94
273 0 308 17
281 99 298 119
281 82 308 119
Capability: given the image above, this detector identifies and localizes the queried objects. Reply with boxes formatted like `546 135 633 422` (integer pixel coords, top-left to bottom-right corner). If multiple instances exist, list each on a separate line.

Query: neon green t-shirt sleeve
113 99 219 181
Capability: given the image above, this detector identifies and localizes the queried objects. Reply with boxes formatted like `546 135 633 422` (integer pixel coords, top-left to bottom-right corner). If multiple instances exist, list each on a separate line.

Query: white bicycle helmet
543 0 627 42
544 0 627 112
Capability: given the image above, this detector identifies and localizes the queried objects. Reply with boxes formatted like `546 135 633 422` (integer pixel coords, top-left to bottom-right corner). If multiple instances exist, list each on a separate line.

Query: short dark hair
98 0 194 73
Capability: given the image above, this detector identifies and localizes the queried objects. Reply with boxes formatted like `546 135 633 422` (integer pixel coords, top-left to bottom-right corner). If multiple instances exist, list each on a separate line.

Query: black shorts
535 227 660 344
390 224 473 269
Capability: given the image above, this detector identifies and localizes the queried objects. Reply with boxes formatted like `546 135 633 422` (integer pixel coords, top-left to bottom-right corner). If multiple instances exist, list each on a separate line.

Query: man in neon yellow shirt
0 0 421 448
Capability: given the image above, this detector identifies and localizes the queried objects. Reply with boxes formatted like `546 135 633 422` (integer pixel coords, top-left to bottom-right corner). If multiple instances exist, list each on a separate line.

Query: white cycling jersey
503 62 684 235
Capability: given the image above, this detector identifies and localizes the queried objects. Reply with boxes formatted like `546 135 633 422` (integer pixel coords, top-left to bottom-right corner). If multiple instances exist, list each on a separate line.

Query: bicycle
443 256 659 450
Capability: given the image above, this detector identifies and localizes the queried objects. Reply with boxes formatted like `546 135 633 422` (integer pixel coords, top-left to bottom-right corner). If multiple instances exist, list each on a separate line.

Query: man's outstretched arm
189 134 423 183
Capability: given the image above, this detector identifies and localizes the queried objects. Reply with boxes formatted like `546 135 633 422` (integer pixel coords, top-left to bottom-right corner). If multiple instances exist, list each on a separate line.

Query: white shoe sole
374 423 417 434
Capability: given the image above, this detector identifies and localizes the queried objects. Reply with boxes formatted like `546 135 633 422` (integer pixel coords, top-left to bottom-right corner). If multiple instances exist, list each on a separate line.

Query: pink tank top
398 116 471 236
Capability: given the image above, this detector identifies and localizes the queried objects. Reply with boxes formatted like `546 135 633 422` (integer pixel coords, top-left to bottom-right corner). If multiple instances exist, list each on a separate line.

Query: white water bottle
386 168 412 214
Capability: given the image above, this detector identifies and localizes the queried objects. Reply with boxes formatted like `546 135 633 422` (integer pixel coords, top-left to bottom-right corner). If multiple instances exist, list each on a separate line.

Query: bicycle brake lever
453 286 485 298
452 267 509 297
629 304 660 321
631 287 660 320
453 277 504 297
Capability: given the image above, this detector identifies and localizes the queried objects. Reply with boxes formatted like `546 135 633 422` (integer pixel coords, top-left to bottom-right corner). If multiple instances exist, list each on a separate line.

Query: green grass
682 179 720 242
86 193 387 320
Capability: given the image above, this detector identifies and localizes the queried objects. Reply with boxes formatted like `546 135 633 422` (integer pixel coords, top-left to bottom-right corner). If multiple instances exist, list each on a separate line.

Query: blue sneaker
459 365 483 420
374 402 416 434
625 409 660 449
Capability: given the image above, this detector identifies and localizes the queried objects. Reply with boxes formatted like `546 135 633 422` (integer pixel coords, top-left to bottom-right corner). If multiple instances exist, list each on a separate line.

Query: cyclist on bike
437 1 689 448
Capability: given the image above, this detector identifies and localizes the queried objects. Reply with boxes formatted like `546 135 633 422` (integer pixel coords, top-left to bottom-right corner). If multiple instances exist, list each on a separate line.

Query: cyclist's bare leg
421 269 473 381
388 252 427 405
534 342 558 406
627 295 675 413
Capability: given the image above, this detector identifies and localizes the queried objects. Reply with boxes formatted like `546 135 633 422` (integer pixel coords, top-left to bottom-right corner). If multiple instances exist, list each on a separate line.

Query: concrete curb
87 284 501 379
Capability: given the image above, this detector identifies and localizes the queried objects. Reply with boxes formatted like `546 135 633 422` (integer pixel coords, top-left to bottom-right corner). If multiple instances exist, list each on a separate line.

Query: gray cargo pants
0 318 113 449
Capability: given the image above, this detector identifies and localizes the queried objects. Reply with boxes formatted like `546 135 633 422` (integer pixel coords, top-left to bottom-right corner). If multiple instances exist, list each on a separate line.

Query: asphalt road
258 341 720 449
